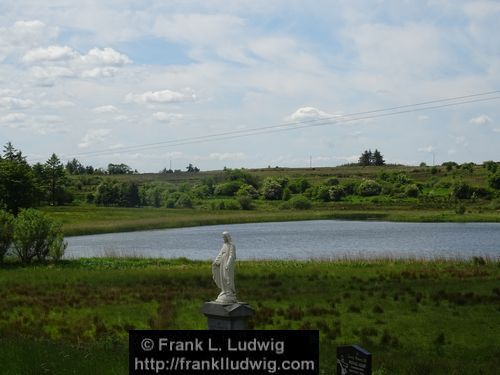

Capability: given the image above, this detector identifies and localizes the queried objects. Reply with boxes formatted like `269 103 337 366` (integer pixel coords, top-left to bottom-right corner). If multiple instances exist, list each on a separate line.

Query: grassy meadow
1 258 499 374
45 164 500 236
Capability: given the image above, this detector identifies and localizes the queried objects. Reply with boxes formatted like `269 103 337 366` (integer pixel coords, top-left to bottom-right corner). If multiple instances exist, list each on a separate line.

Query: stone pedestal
201 302 254 330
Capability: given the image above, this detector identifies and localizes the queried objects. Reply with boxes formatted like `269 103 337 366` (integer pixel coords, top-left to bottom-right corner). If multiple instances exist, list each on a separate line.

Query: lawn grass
1 258 499 374
42 205 500 236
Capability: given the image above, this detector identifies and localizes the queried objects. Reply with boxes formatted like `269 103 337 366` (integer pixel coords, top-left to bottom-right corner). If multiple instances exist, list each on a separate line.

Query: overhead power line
67 90 500 159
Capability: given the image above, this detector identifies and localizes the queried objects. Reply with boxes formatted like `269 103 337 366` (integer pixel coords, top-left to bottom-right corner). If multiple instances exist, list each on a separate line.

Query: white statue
212 231 237 304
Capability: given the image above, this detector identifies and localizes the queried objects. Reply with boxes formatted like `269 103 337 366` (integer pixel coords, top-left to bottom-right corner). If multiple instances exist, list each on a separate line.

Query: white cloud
418 145 435 153
0 113 27 123
207 152 246 161
93 105 118 114
78 128 112 148
31 66 75 79
152 112 184 122
81 47 131 66
0 20 58 61
23 45 131 80
23 45 76 63
288 107 338 121
42 100 75 108
335 155 359 163
154 13 245 50
126 89 196 104
113 115 129 122
81 67 118 78
0 96 34 109
418 115 429 121
469 114 492 125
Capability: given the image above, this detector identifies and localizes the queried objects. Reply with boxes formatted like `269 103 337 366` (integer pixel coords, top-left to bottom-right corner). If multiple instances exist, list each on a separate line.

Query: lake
65 220 500 260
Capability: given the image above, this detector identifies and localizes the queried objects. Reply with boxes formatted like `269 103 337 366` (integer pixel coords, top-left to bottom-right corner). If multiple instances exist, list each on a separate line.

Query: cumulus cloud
207 152 245 161
23 45 76 63
93 105 119 114
41 100 75 108
288 107 338 121
418 145 435 153
31 66 75 79
0 96 34 109
0 20 58 61
152 112 183 122
81 47 131 66
126 89 196 104
78 128 111 148
22 45 131 80
0 113 27 123
469 114 492 125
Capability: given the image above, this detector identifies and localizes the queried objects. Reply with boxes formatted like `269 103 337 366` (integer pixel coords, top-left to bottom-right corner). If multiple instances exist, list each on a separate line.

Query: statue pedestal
201 302 255 330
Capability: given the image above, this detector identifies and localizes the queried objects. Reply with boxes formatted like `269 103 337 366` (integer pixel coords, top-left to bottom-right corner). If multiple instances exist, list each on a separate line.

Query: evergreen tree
372 149 385 166
0 157 37 213
358 150 372 166
3 142 26 163
65 158 86 175
44 154 66 206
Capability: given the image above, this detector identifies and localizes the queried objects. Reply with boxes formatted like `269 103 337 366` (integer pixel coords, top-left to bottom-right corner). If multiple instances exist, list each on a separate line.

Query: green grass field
42 205 500 236
1 258 499 374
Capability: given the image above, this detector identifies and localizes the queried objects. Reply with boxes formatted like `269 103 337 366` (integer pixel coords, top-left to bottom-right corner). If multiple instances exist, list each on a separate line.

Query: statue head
222 231 231 243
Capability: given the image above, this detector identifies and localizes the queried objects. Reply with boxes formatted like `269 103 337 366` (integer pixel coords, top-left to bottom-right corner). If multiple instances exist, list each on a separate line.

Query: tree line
358 149 385 166
0 142 201 213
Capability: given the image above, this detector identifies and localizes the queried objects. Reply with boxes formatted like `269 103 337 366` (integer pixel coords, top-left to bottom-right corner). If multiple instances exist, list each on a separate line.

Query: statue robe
212 242 236 303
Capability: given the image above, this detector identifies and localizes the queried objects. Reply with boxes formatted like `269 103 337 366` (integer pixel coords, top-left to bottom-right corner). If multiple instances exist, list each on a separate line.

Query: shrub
236 184 259 199
191 184 211 199
452 182 472 199
282 187 291 201
325 177 339 186
489 173 500 190
342 181 358 195
165 192 182 208
288 178 310 194
328 186 345 201
289 195 312 210
224 200 241 210
358 180 382 196
12 209 66 263
315 185 331 202
213 181 242 197
483 161 498 173
49 233 67 261
174 194 193 208
261 178 283 200
472 187 493 199
0 210 15 262
237 196 254 210
405 184 420 198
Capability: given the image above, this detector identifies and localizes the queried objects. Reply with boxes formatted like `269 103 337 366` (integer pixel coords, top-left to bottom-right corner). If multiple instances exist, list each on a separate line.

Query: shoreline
48 207 500 237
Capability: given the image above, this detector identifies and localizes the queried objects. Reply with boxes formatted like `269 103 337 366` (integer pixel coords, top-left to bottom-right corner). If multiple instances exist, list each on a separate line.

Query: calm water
65 220 500 260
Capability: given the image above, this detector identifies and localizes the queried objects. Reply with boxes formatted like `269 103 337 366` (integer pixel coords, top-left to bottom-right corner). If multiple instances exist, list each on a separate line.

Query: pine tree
44 154 66 206
373 149 385 166
358 150 372 166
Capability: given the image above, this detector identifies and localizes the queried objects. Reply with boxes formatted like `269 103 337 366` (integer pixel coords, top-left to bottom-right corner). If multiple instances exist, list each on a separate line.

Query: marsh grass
41 205 500 237
0 257 499 374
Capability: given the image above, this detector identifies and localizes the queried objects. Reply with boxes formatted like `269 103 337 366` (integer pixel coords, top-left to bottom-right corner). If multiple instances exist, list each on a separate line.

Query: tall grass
0 257 498 374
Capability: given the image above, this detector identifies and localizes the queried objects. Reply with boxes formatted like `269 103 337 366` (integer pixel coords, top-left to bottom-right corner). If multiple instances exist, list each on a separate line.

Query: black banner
129 330 319 375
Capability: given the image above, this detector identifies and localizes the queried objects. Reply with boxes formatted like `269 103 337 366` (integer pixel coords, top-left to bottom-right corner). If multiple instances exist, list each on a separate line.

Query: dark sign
130 330 319 375
336 345 371 375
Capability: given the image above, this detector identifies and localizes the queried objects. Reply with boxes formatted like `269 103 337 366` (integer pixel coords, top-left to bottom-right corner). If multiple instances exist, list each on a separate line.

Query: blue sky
0 0 499 172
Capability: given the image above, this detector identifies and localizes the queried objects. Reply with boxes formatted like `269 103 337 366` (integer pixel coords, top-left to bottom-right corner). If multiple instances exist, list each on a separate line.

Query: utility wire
67 90 500 158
